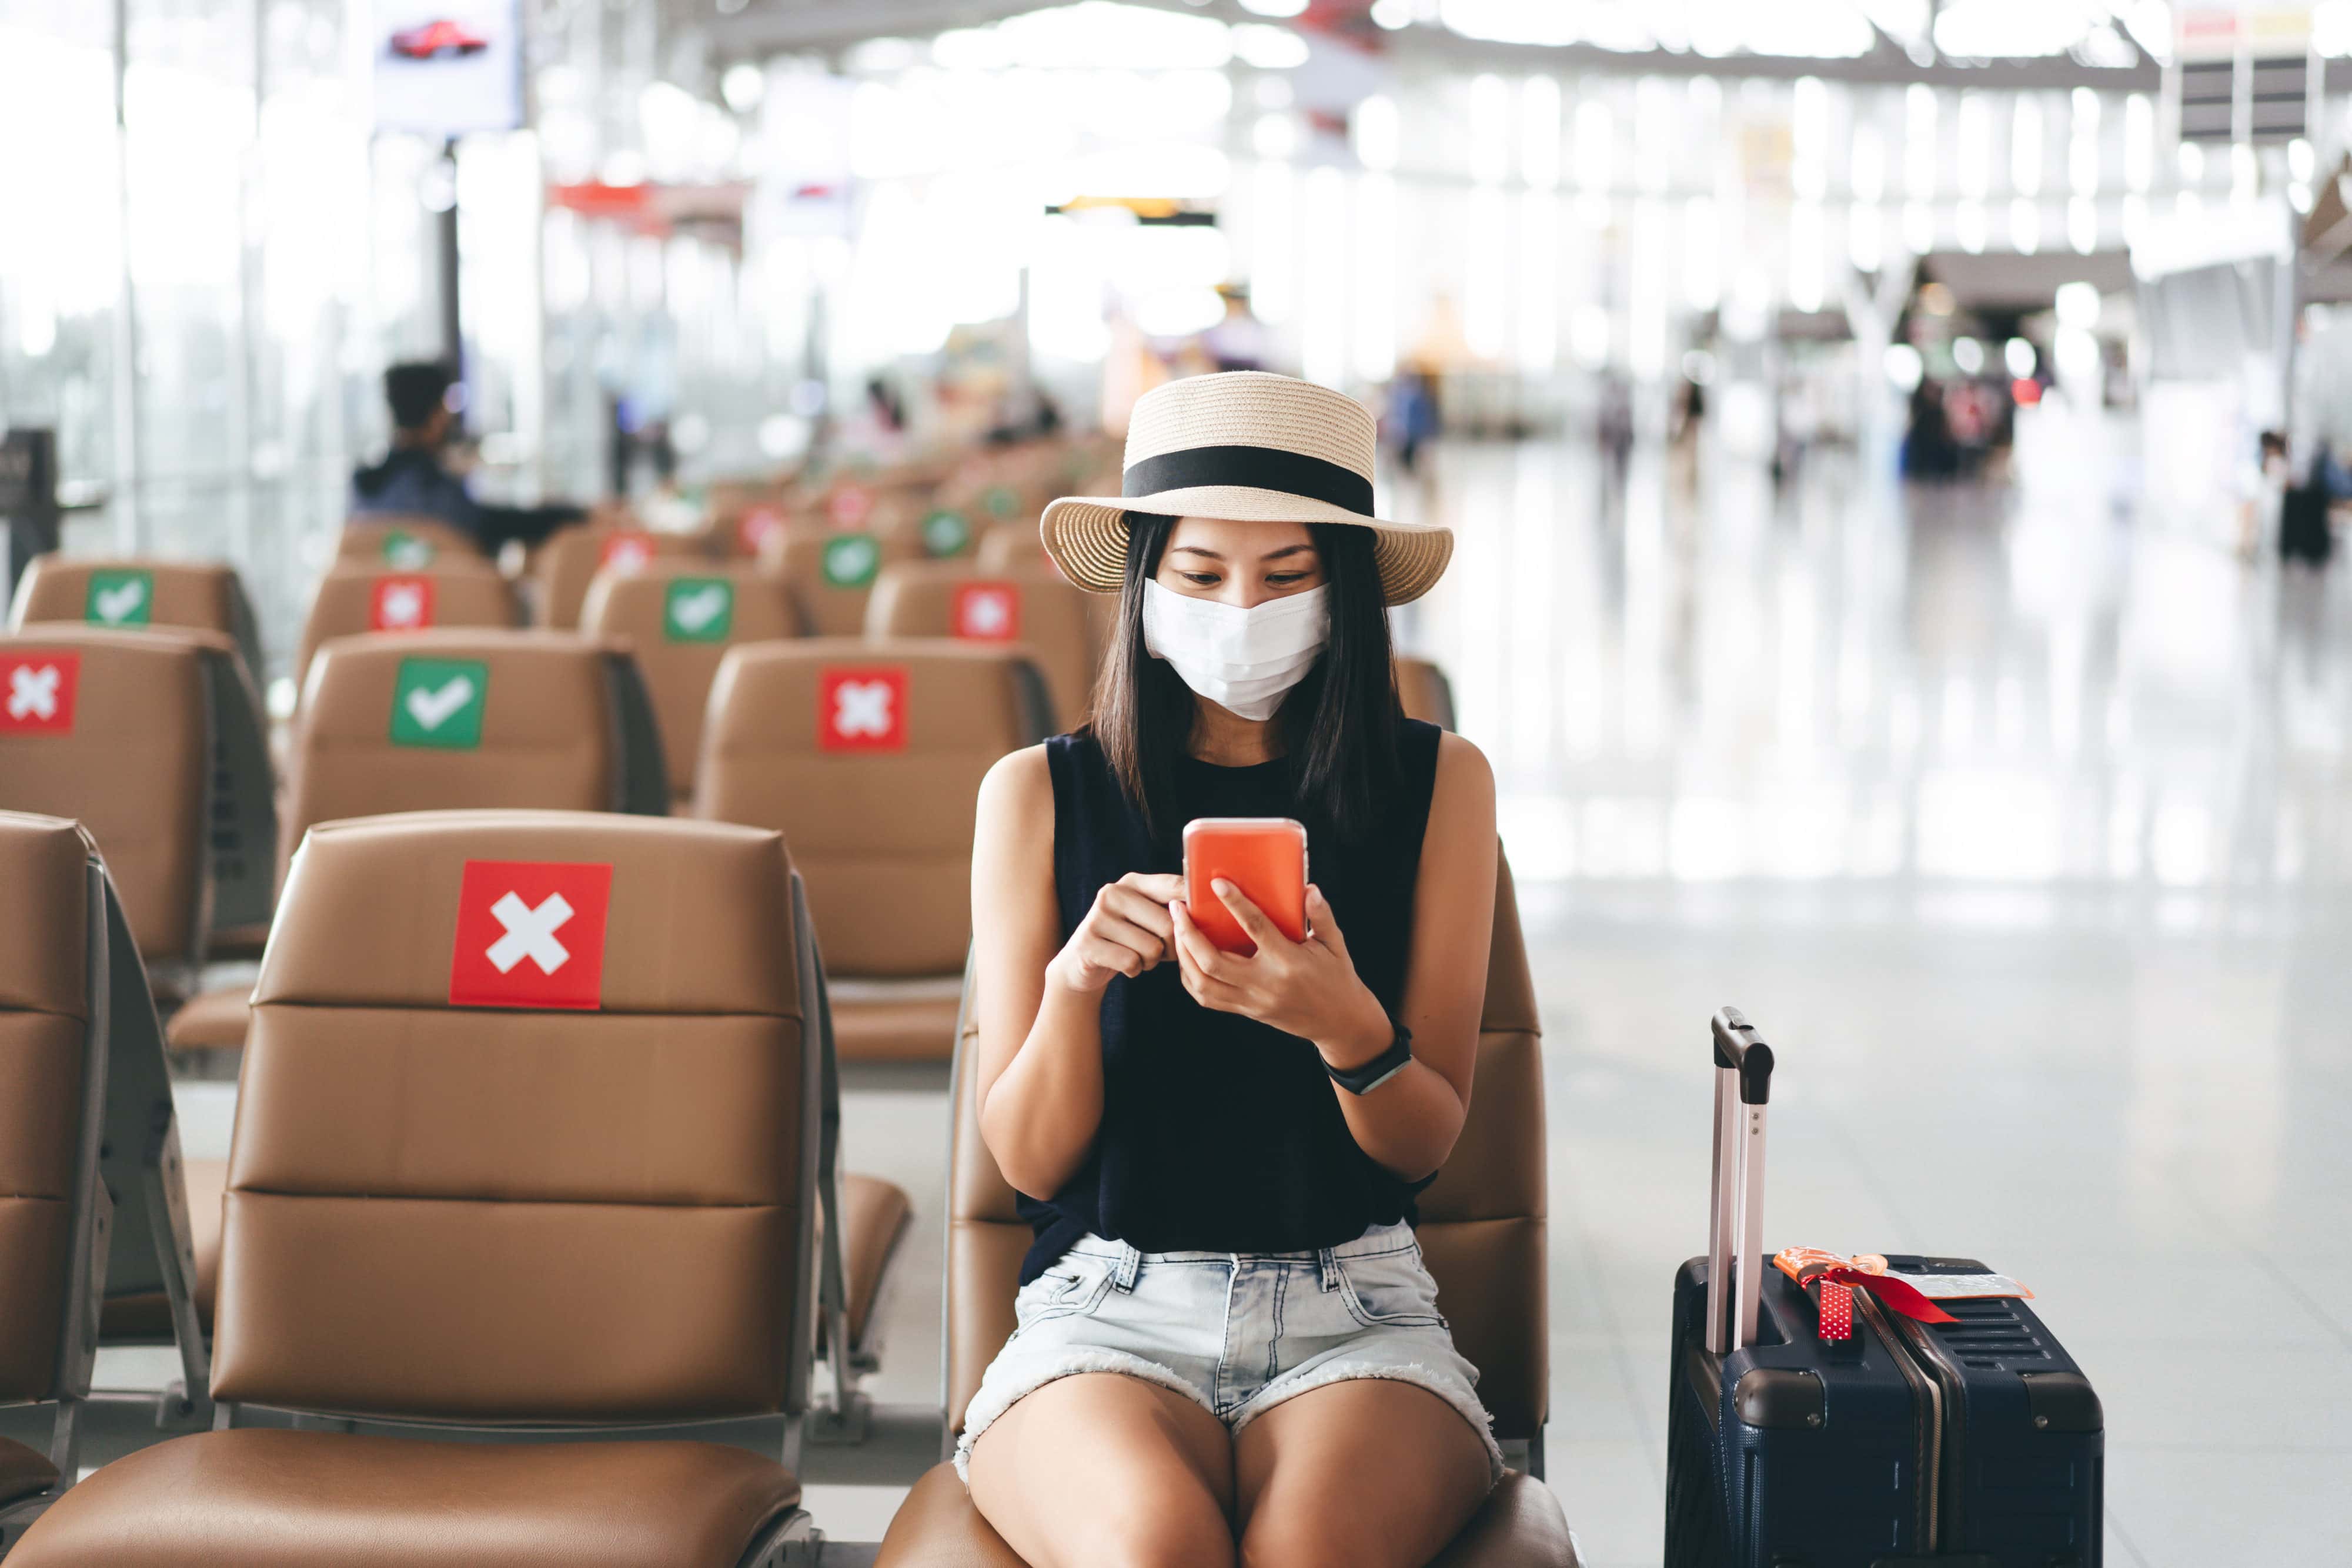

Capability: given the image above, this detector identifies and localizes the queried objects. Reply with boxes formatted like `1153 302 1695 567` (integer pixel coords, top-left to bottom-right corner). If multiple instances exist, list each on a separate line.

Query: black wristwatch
1325 1023 1414 1095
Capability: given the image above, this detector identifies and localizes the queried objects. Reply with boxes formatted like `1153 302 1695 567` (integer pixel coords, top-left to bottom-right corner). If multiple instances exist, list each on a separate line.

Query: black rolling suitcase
1664 1008 2104 1567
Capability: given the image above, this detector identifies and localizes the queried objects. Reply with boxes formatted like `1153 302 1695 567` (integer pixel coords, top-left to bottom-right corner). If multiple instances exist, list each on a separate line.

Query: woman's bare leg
967 1373 1237 1568
1233 1380 1492 1568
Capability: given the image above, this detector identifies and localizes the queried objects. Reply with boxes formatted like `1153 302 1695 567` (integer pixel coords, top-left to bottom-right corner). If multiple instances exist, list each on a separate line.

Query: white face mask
1142 579 1330 721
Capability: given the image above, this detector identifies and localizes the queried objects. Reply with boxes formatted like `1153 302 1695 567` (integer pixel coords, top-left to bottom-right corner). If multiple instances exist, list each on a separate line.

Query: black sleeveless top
1018 719 1445 1284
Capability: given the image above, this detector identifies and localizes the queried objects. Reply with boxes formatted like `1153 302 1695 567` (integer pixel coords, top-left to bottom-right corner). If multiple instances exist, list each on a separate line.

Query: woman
963 372 1501 1568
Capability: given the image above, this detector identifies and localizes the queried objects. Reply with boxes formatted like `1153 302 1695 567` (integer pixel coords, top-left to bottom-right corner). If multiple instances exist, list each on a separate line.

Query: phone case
1182 817 1308 955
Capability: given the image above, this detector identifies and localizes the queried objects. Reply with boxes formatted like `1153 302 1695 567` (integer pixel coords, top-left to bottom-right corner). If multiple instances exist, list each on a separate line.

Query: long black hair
1085 511 1401 844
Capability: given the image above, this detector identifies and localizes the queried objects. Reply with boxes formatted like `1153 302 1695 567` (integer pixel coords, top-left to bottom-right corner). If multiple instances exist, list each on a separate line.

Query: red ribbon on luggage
1803 1268 1957 1340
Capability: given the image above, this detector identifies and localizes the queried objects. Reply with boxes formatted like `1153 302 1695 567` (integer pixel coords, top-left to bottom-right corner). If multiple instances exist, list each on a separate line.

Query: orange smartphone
1182 817 1308 956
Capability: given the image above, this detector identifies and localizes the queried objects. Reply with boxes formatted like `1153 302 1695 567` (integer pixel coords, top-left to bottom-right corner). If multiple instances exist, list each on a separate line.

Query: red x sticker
369 575 437 632
952 580 1020 642
448 860 614 1010
827 486 874 529
1 650 79 735
600 531 655 573
737 506 789 556
818 665 909 753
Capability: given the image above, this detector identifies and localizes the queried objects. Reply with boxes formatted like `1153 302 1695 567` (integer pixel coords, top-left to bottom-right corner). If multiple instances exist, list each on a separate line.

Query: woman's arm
971 745 1184 1199
1167 733 1496 1181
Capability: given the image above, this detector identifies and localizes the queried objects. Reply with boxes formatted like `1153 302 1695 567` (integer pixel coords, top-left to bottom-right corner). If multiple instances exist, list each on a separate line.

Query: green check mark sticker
389 657 489 749
664 577 735 641
85 569 153 626
822 533 881 588
382 531 436 568
921 510 971 558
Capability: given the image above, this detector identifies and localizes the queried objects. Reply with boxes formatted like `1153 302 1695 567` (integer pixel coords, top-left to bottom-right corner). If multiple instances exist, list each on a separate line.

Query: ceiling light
1232 22 1309 67
1238 0 1308 14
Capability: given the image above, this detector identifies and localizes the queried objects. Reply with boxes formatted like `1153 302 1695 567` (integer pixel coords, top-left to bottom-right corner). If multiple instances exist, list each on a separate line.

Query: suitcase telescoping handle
1705 1007 1775 1355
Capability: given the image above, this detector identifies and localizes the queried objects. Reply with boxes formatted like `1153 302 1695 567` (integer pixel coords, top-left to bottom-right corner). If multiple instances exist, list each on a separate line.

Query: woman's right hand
1046 872 1185 994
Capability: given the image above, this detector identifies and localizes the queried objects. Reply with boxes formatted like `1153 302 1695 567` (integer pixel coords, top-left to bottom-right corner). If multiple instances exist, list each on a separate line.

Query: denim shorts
954 1221 1504 1486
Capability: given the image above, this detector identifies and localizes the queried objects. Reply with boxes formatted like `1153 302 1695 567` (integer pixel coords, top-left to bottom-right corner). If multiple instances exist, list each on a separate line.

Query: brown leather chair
333 516 489 569
0 814 110 1552
0 813 214 1547
1396 656 1459 731
10 810 834 1568
582 560 801 803
0 628 275 994
874 852 1579 1568
694 640 1054 1063
163 630 669 1059
531 521 713 631
9 556 267 688
293 561 520 691
761 526 919 638
864 563 1102 733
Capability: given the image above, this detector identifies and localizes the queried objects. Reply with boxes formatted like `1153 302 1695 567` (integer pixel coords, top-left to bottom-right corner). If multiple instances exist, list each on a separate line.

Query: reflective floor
115 412 2352 1562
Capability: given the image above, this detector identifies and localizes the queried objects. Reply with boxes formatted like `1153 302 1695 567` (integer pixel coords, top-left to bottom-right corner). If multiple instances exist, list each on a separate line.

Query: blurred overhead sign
372 0 523 136
2171 3 2313 143
546 182 749 245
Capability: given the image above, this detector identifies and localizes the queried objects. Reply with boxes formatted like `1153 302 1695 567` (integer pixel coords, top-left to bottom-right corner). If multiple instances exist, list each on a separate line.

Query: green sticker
821 533 881 589
921 510 972 558
388 657 489 750
664 577 735 642
382 530 436 568
982 486 1019 519
85 569 153 627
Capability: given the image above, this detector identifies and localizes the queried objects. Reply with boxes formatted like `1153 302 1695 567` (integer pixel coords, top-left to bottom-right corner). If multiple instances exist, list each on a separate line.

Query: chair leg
733 1507 821 1567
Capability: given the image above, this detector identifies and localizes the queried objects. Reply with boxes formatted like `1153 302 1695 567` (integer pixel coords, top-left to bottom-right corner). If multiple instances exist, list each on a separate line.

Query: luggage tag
1775 1248 1959 1342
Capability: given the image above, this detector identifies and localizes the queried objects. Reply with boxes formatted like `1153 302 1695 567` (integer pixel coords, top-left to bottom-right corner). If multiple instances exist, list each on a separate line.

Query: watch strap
1326 1023 1413 1095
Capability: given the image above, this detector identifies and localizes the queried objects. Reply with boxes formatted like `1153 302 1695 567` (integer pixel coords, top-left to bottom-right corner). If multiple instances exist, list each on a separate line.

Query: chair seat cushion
98 1158 224 1341
872 1464 1577 1568
164 988 252 1052
9 1429 800 1568
0 1435 58 1509
841 1174 913 1351
831 993 960 1062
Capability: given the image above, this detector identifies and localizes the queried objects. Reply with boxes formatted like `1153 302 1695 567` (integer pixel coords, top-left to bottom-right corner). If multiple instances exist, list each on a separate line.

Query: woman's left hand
1169 881 1394 1069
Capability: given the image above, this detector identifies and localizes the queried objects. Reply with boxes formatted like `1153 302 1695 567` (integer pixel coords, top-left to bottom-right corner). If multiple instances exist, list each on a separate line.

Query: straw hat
1039 372 1452 606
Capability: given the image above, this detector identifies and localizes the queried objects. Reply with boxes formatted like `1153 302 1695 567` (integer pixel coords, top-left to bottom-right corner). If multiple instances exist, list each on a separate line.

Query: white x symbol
380 585 425 627
961 590 1011 636
6 665 60 720
486 891 573 975
833 680 894 737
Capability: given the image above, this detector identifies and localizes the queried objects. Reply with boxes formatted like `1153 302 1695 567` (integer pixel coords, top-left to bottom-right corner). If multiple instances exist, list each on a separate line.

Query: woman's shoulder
1424 727 1494 817
977 743 1055 826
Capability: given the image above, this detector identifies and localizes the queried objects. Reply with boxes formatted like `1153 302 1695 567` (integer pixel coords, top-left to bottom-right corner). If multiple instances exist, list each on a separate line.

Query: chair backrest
278 630 667 874
0 628 276 971
295 562 520 690
1395 656 1458 731
212 810 818 1425
694 639 1053 978
762 525 919 638
0 813 105 1412
335 516 489 569
10 556 267 684
974 522 1053 575
579 560 801 798
530 521 713 630
866 562 1102 732
943 851 1545 1440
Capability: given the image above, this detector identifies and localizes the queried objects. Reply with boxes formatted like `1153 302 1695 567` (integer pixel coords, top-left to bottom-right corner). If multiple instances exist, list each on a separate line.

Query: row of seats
0 805 1574 1565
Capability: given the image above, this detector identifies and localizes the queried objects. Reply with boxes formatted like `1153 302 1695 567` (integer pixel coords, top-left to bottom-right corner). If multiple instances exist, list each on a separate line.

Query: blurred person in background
1596 370 1635 484
1388 369 1441 475
351 361 583 547
1202 285 1271 373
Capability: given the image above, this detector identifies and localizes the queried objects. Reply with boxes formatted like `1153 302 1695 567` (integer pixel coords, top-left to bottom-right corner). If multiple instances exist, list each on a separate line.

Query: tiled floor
105 405 2352 1562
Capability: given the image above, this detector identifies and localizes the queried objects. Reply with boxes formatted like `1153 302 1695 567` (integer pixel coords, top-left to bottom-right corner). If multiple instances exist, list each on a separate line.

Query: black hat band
1121 444 1374 515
